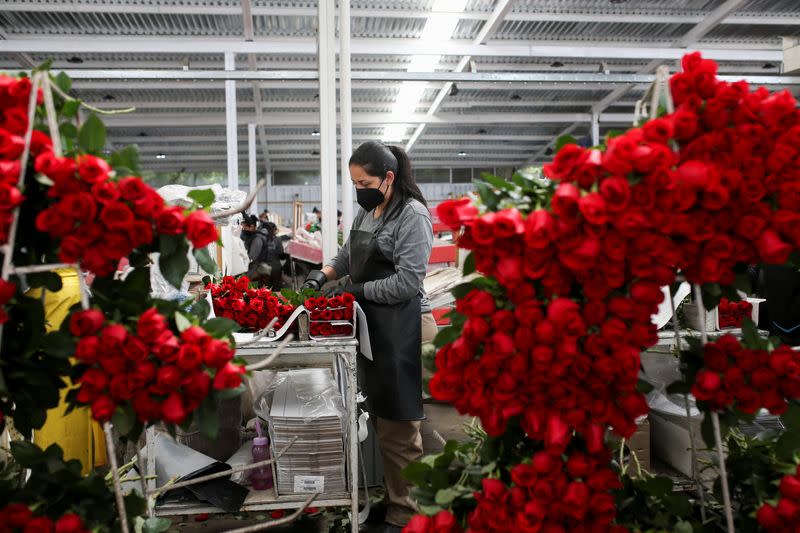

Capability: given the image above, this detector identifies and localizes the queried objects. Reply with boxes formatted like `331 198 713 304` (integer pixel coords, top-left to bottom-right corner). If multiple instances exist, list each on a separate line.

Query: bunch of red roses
458 450 625 533
305 295 355 338
423 51 800 531
403 510 462 533
0 75 34 246
717 297 753 328
208 276 296 332
757 464 800 532
0 504 89 533
71 307 245 425
33 149 217 276
692 334 800 414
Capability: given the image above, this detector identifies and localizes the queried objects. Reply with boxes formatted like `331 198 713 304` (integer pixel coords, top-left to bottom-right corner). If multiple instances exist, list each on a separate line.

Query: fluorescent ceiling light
381 0 467 143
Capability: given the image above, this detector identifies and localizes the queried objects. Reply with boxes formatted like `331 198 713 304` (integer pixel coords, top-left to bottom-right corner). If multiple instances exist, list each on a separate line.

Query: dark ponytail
349 141 427 220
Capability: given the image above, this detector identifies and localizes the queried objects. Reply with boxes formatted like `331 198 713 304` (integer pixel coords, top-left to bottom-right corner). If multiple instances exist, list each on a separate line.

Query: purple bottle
250 421 273 490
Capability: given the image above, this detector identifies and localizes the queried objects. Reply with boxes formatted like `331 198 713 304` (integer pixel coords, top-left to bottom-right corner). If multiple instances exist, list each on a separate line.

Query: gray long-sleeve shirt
327 199 433 312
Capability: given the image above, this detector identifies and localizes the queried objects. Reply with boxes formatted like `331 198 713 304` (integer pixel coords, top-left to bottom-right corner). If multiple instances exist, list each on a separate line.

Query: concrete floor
174 404 469 533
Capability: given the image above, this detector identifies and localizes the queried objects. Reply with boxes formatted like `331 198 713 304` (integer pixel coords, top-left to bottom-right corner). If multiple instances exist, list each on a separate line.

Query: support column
224 52 239 191
318 0 338 264
591 111 600 146
339 0 354 241
248 123 257 207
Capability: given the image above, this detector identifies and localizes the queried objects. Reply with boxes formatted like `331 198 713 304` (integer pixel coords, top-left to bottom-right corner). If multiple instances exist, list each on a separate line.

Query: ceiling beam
109 133 556 144
99 111 635 128
0 3 795 26
0 38 782 62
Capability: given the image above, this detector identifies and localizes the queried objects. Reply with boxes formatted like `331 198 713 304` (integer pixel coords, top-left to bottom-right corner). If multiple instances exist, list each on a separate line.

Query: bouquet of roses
207 275 296 332
0 504 90 533
68 307 245 433
717 297 754 328
305 294 355 338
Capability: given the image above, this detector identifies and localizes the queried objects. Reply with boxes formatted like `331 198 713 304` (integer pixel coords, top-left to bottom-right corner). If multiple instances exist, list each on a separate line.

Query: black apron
350 216 423 421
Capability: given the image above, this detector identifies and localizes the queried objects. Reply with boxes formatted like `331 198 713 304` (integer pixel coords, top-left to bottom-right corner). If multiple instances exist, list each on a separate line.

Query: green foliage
109 145 141 177
187 188 216 210
193 246 217 275
0 442 148 531
614 471 700 532
158 234 190 290
77 114 106 154
473 170 555 215
280 287 318 307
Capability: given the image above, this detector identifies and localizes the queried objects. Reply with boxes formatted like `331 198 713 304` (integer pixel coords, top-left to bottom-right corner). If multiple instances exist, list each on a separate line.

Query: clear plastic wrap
255 369 347 495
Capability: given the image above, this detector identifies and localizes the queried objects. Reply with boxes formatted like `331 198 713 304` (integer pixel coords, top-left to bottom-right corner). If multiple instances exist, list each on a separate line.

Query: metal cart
145 339 360 533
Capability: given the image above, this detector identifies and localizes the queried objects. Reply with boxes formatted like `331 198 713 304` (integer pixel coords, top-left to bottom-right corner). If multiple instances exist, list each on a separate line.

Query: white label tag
294 475 324 493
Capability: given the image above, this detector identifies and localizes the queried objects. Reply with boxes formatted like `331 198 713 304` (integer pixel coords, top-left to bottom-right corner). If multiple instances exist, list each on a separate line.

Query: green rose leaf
11 440 45 467
27 271 63 292
78 113 106 154
187 188 216 209
194 246 217 275
112 404 136 437
196 396 220 440
202 317 239 338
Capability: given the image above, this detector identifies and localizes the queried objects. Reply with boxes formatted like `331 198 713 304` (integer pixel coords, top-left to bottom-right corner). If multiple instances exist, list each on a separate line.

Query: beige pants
375 312 437 526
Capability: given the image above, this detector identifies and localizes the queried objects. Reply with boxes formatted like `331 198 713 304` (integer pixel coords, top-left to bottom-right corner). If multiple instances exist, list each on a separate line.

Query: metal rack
145 339 360 533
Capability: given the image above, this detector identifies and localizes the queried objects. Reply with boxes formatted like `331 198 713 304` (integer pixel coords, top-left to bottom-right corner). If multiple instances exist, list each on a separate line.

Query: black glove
302 269 328 291
326 283 364 301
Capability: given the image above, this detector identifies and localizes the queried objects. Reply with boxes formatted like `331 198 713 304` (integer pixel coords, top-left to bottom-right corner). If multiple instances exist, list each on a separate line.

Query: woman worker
302 141 435 532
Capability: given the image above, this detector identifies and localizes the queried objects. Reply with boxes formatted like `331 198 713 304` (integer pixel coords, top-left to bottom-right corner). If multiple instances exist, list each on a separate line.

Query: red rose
183 371 211 402
185 210 218 248
757 229 793 264
0 279 15 304
77 155 111 184
55 513 86 533
75 337 101 364
161 392 188 424
90 395 116 421
109 374 134 401
92 179 120 204
128 219 155 248
546 298 581 326
131 361 156 389
492 208 524 238
402 514 431 533
203 338 234 368
551 183 580 220
30 130 52 155
432 510 460 533
99 201 135 231
757 504 782 531
436 197 478 229
4 503 33 527
118 176 148 200
177 343 203 370
157 365 183 390
153 330 180 362
599 176 631 213
132 392 161 423
780 475 800 500
78 368 108 391
132 189 164 218
455 289 495 318
23 516 55 533
36 207 72 237
1 107 27 135
320 323 334 336
156 205 186 235
523 210 555 250
0 160 20 184
121 336 148 362
70 309 105 337
181 325 211 346
0 183 23 211
138 308 168 343
470 213 497 245
213 362 245 390
0 129 24 160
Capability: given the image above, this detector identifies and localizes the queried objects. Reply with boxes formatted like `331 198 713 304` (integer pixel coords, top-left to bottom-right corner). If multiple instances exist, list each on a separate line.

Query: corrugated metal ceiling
0 0 797 171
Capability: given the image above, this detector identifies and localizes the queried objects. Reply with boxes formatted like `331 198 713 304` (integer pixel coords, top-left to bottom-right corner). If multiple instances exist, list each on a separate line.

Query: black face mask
356 179 387 212
240 229 255 239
